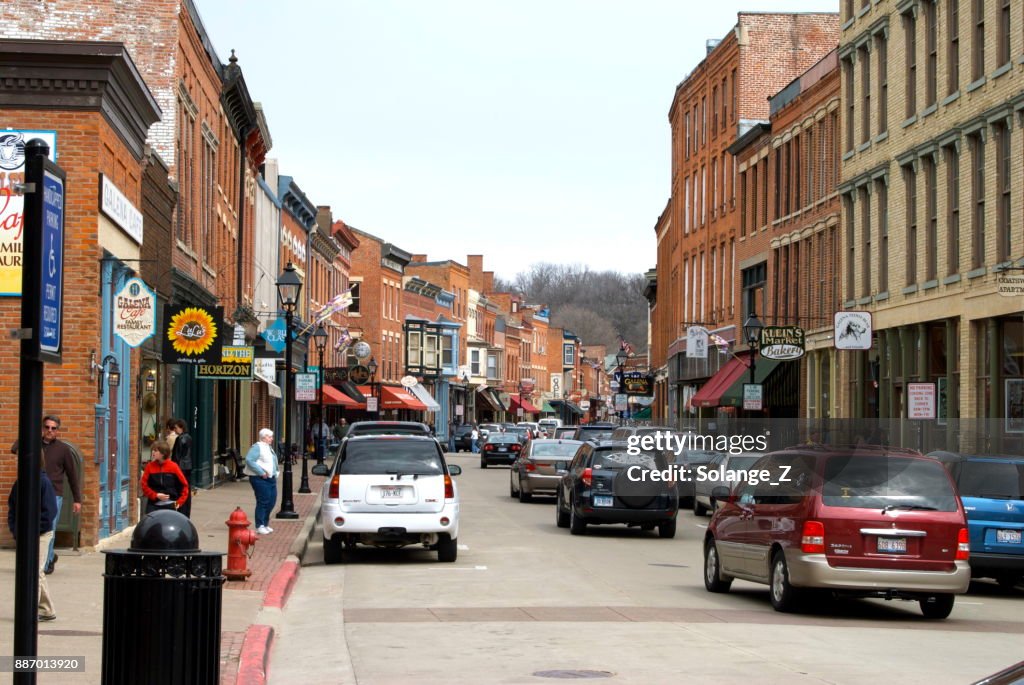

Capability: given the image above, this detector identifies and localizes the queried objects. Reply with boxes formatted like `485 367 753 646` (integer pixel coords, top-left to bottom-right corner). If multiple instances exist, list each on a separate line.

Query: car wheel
509 474 517 497
703 540 732 593
569 497 587 536
769 551 800 612
518 482 532 503
480 459 488 469
919 594 955 619
323 535 345 565
437 534 458 563
693 498 708 517
555 491 570 528
658 518 677 539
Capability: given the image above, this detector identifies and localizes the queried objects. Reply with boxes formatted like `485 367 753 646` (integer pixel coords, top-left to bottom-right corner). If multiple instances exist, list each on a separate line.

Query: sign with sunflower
162 304 224 365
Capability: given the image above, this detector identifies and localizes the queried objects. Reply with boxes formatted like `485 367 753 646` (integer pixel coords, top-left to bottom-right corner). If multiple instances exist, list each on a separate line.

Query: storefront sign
686 326 709 359
907 382 936 419
295 372 317 401
834 311 873 350
324 366 349 387
0 130 57 297
760 326 805 360
261 316 287 353
254 358 277 382
113 277 156 347
997 274 1024 297
162 304 224 365
197 345 254 380
99 174 143 244
623 372 654 396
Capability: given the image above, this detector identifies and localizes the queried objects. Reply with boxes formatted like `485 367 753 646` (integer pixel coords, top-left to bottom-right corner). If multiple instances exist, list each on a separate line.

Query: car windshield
578 428 615 440
529 442 579 458
822 455 958 511
350 424 429 436
726 456 762 471
675 450 718 465
957 461 1024 500
592 450 664 470
340 441 444 475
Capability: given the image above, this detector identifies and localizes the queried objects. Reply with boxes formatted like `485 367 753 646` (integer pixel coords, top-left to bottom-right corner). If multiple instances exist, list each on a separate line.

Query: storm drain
533 670 614 679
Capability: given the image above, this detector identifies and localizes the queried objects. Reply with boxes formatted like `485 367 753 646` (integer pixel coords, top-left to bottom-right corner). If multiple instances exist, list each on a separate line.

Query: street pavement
0 467 327 684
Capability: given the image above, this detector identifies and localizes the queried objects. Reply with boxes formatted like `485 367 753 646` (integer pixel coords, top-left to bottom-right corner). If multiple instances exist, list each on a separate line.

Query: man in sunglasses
39 416 81 575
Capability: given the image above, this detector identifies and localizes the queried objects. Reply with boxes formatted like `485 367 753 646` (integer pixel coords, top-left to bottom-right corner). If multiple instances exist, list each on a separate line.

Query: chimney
706 38 721 55
316 205 333 232
483 271 494 293
411 254 428 263
467 255 484 291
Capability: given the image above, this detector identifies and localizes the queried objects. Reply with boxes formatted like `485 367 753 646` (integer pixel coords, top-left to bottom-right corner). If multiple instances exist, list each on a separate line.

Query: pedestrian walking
163 417 178 455
333 417 348 441
7 467 59 621
140 441 190 515
470 425 480 453
170 418 193 516
244 428 279 535
447 421 456 453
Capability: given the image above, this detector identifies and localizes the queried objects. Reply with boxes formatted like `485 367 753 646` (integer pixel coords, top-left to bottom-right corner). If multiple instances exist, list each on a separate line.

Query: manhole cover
533 670 614 679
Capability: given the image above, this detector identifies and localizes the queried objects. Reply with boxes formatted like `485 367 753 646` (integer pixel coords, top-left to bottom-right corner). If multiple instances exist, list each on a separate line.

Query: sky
196 0 838 282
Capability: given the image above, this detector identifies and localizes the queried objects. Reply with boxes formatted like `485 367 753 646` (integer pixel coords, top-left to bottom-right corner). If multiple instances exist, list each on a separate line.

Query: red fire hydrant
225 507 257 580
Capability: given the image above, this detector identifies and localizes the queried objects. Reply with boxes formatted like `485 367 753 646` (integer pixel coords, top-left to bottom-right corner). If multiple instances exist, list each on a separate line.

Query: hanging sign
113 277 156 348
834 311 873 350
261 316 287 353
0 130 57 297
759 326 805 360
162 304 224 365
686 326 709 359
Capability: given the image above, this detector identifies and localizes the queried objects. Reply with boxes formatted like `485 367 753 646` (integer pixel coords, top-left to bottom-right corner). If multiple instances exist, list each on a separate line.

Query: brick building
653 12 839 424
839 0 1024 452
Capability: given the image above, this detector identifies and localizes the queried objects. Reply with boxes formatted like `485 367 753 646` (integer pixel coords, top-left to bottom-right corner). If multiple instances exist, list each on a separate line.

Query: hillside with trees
494 264 648 353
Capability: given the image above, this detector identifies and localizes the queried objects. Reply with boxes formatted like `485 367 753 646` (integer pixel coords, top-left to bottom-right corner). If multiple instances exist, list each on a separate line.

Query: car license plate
877 536 907 553
497 446 507 452
996 529 1022 544
593 495 614 507
378 486 404 499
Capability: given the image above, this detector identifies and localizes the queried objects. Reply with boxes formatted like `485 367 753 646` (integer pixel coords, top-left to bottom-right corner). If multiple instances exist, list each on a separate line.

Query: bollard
101 510 224 685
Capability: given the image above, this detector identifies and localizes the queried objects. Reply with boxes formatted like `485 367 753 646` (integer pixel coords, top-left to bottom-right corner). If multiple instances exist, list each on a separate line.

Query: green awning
542 401 556 413
632 406 652 419
719 358 783 408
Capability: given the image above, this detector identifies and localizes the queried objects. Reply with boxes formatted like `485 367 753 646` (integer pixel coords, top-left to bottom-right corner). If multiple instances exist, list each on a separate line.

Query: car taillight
512 444 521 452
484 444 493 451
956 528 970 560
444 474 454 499
329 474 340 499
801 520 825 553
582 467 592 487
525 462 536 472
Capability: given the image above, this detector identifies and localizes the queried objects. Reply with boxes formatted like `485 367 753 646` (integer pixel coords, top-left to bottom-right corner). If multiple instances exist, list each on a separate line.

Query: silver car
693 452 764 516
510 439 582 502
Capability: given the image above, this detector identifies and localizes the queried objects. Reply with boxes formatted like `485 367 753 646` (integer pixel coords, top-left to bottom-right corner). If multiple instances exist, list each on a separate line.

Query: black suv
572 423 617 442
555 440 678 538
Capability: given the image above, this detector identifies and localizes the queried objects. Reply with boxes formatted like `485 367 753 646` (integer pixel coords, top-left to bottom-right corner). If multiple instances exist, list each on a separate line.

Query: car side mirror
448 464 462 476
711 486 733 503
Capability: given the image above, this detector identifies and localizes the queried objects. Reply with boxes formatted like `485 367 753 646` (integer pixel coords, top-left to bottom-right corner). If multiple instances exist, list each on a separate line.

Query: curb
262 559 299 610
236 624 274 685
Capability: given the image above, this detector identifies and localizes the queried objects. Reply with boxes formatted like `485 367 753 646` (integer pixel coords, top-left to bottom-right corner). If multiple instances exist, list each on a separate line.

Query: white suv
321 435 462 563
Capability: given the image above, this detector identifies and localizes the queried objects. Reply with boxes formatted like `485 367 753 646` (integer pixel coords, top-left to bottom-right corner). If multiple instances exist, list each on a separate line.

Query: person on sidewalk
7 465 59 622
244 428 279 536
140 441 190 515
470 425 480 453
447 421 456 453
170 418 193 517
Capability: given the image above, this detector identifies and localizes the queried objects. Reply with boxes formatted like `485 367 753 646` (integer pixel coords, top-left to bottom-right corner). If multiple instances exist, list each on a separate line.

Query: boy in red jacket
140 441 190 515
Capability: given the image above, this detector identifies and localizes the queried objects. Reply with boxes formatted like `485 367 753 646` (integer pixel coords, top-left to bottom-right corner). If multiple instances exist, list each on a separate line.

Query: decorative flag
314 288 354 324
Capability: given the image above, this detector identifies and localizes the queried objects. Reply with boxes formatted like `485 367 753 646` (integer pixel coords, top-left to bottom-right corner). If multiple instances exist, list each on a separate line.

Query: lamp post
615 348 628 425
311 324 329 478
276 262 302 520
367 356 379 415
743 311 765 412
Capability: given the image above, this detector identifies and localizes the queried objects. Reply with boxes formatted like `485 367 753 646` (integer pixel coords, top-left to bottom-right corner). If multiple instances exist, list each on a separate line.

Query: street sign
366 396 379 413
609 380 620 391
743 384 763 411
37 168 65 362
295 373 317 401
580 400 591 410
614 394 627 411
908 382 936 419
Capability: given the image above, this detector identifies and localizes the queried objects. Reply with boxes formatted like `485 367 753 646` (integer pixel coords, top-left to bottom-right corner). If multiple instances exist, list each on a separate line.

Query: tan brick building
839 0 1024 451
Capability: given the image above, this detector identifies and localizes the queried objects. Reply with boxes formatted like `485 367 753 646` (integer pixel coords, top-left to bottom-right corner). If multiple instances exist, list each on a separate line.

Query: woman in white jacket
245 428 279 535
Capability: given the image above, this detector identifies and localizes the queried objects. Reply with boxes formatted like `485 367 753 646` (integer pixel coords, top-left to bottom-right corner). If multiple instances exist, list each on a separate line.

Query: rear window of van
822 455 958 511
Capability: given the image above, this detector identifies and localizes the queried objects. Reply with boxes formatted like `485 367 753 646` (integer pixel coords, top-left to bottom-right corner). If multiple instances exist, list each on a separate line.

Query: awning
336 380 366 403
408 383 441 411
477 386 503 412
256 376 282 399
719 358 782 408
320 384 364 408
633 406 652 419
550 399 584 416
689 356 751 408
380 385 427 411
510 395 540 414
541 400 556 413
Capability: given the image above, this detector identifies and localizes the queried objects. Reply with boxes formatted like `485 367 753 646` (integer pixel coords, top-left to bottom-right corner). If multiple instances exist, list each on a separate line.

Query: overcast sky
196 1 837 282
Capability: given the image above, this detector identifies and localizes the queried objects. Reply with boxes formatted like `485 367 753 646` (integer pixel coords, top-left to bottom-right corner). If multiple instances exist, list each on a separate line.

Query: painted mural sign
759 326 805 360
113 277 156 347
162 304 224 365
0 130 57 296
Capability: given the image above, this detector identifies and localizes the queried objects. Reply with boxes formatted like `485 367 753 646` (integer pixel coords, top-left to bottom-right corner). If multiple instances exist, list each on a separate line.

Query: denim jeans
47 496 62 566
250 476 277 528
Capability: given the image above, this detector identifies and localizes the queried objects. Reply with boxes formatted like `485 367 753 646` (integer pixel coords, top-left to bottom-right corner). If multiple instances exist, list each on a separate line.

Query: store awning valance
550 399 584 415
256 375 282 399
408 383 441 411
633 406 652 419
336 380 366 403
689 356 750 409
718 358 783 408
321 384 363 408
510 395 540 414
541 400 556 413
380 385 427 411
477 386 503 412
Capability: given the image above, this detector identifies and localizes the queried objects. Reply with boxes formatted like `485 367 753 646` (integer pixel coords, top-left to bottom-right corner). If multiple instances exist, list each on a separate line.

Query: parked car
927 451 1024 589
510 439 583 502
478 423 503 439
693 452 765 516
704 446 971 618
452 424 476 452
538 418 563 435
480 432 523 468
555 439 678 538
571 423 617 442
506 426 532 444
553 426 578 440
321 435 462 563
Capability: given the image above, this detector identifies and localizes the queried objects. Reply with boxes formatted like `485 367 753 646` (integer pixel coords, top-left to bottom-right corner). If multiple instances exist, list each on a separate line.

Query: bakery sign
759 326 805 360
113 277 156 347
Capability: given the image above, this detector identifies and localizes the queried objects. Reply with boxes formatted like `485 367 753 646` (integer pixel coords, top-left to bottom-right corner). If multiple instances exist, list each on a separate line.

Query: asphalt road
269 451 1024 685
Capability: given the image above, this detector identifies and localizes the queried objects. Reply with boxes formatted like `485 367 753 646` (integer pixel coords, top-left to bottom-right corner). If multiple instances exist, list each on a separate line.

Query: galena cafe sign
759 326 805 360
113 277 156 347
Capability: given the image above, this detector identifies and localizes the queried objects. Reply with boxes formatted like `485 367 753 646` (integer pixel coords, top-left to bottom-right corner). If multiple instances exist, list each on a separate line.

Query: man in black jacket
171 418 193 517
7 470 59 621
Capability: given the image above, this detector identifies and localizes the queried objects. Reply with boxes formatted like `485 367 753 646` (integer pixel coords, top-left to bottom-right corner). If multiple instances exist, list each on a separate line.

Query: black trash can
102 510 225 685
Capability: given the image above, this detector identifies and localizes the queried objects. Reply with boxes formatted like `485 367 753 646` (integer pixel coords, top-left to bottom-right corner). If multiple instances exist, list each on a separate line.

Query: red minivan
704 445 971 618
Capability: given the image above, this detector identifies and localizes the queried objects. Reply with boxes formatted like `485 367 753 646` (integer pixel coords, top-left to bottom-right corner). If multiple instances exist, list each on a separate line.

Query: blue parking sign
38 169 64 358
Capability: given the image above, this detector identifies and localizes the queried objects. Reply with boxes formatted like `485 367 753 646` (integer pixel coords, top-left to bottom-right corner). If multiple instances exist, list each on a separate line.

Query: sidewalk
0 470 325 684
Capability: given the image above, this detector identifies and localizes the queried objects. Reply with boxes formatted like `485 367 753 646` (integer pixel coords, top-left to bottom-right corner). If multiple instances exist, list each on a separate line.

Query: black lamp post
743 311 765 411
615 348 628 425
311 324 329 478
276 262 302 520
367 356 379 415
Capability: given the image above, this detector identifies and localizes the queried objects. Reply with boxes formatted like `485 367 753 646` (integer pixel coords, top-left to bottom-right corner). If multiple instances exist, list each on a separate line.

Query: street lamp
311 324 329 478
615 348 628 425
276 262 302 520
367 356 379 415
743 310 765 392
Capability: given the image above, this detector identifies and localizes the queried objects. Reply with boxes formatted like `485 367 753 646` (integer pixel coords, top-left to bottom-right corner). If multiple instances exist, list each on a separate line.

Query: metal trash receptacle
102 510 224 685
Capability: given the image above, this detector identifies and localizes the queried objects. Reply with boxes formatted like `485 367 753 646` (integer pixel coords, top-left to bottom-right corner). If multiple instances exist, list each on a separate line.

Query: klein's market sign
759 326 805 360
113 277 156 347
196 345 254 380
0 130 57 297
162 304 224 365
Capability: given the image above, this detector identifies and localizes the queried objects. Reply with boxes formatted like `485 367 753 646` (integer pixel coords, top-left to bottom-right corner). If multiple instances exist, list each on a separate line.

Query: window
905 164 918 284
684 176 691 234
562 343 574 367
721 77 728 131
349 281 361 314
684 112 690 160
806 126 815 203
970 133 985 268
876 178 889 291
751 163 759 228
845 194 856 299
711 158 718 214
998 0 1010 66
740 170 748 236
945 145 960 275
711 85 718 133
905 11 917 117
793 137 802 209
470 349 481 376
487 354 497 380
972 0 985 81
732 68 738 122
844 57 855 151
860 186 871 296
441 334 453 368
995 122 1011 262
783 143 791 216
701 166 707 225
741 262 767 322
774 150 783 218
948 0 960 94
702 96 707 146
924 154 938 281
925 0 937 106
860 45 871 142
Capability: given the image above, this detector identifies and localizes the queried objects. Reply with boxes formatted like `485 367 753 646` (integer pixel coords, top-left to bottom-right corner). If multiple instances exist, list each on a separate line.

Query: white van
538 418 563 432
